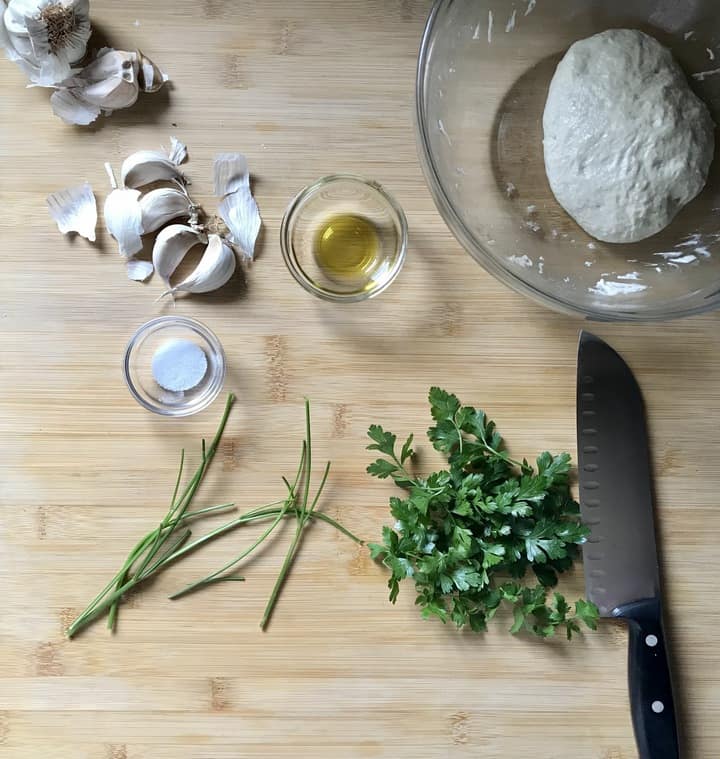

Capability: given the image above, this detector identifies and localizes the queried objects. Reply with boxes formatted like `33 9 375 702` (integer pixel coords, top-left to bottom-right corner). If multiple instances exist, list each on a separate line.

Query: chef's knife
576 331 679 759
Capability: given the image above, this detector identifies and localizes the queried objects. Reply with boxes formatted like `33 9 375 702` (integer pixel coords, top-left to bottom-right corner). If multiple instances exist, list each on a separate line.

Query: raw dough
543 29 715 244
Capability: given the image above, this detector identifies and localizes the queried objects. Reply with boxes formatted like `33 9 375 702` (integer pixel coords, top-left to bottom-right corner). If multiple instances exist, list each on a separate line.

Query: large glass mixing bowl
416 0 720 320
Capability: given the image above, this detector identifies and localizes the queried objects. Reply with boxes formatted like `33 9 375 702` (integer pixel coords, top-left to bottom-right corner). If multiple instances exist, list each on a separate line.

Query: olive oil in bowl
280 175 408 302
313 214 380 285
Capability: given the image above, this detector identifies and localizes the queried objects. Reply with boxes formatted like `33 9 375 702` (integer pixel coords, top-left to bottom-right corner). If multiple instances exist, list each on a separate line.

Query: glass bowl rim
123 315 227 417
414 0 719 322
280 173 409 303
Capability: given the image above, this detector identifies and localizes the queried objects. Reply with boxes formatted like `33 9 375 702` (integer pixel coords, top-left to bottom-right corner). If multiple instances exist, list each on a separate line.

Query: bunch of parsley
367 388 598 640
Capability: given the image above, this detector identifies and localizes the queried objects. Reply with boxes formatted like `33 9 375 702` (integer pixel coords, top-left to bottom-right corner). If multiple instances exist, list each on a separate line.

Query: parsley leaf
367 388 598 640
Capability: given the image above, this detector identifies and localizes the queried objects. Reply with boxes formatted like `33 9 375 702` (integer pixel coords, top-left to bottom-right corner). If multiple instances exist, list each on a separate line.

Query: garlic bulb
46 180 96 241
50 47 168 125
161 234 236 297
1 0 91 86
213 153 261 263
140 186 197 234
103 163 143 257
121 137 187 189
152 224 207 287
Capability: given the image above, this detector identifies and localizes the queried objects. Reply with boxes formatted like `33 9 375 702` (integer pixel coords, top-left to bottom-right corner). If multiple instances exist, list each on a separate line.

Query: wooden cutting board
1 2 720 757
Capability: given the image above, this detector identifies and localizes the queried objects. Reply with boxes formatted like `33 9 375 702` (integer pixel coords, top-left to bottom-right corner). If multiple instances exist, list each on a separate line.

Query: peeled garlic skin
46 181 97 241
126 259 153 282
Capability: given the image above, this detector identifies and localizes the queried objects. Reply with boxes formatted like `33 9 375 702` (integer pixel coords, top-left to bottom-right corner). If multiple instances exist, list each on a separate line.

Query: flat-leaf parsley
367 388 598 640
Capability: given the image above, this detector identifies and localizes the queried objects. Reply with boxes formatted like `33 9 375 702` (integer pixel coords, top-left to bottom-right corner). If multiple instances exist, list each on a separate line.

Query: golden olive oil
313 214 380 283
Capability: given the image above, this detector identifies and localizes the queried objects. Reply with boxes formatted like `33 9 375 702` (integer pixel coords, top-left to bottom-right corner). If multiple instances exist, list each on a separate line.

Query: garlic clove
50 48 140 124
73 47 137 84
140 187 195 234
121 137 188 189
104 163 143 257
152 223 207 286
105 188 143 256
136 50 168 93
47 48 166 125
213 153 249 197
47 181 97 241
75 72 139 110
126 259 154 282
162 233 236 297
218 185 261 263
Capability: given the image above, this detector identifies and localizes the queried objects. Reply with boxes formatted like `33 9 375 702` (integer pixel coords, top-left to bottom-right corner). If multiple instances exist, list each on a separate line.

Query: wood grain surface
2 1 720 757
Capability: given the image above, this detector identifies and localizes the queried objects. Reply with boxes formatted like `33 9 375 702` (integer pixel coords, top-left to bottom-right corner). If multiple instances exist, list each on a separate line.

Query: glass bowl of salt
123 316 226 416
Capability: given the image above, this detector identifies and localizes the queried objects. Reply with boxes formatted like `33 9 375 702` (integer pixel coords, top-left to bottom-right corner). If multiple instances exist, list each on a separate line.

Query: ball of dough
543 29 715 244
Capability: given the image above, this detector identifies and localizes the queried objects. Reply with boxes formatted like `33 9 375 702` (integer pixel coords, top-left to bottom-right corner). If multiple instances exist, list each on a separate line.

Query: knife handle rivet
651 701 665 714
645 634 658 647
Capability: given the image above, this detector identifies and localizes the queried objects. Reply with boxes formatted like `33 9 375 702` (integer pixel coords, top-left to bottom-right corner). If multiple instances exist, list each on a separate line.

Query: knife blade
577 331 679 759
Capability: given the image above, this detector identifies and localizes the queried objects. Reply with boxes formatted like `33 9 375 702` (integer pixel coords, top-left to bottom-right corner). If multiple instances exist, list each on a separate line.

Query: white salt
152 339 208 392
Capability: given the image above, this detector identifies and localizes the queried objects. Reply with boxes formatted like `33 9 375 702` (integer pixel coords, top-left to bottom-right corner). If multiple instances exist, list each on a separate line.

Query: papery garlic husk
46 180 96 241
1 0 91 86
136 49 168 93
140 186 197 234
162 233 236 297
121 136 187 189
213 152 261 263
126 259 153 282
103 163 143 257
218 185 261 263
152 223 207 287
213 153 249 197
49 48 167 126
50 48 140 125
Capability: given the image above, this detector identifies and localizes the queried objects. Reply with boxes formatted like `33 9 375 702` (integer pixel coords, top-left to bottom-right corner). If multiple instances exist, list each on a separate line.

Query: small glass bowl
123 316 226 417
280 175 408 302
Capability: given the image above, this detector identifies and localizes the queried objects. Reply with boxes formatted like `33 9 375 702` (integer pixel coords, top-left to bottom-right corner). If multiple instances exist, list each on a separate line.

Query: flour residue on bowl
505 10 517 33
590 277 647 296
438 119 452 145
508 254 533 268
487 11 494 43
525 0 537 15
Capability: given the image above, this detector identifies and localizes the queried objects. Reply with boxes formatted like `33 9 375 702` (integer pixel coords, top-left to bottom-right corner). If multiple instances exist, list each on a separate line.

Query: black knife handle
615 598 679 759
